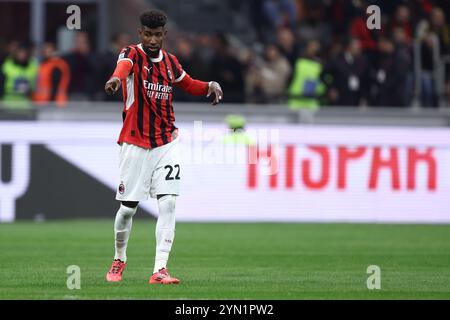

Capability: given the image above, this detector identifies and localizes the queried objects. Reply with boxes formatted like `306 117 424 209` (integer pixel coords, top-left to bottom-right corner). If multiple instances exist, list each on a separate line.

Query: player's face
138 26 166 56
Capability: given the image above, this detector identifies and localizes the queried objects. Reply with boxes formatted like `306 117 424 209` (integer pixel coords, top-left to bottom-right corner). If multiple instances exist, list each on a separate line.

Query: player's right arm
105 47 135 95
105 76 122 95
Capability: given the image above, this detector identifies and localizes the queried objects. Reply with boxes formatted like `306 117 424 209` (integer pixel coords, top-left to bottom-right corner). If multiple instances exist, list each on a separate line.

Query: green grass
0 219 450 299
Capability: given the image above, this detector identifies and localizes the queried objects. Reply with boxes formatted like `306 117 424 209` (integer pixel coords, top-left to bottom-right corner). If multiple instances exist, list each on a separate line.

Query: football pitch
0 219 450 300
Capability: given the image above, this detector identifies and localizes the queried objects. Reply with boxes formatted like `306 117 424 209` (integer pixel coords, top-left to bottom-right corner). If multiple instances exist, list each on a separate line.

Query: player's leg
154 194 175 273
114 200 138 262
106 201 138 282
148 138 181 284
107 143 150 282
152 193 179 277
149 193 179 284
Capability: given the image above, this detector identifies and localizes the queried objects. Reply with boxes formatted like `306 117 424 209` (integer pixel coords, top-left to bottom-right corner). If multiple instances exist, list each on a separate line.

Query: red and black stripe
142 54 157 148
154 60 169 145
136 50 144 138
163 52 176 134
166 53 182 81
123 46 131 58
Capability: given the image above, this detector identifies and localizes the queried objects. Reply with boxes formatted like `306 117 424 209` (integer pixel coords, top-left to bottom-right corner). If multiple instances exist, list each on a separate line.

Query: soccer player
104 10 223 284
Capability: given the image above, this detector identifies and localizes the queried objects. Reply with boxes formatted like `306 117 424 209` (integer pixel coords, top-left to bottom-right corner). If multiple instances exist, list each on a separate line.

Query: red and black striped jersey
116 44 186 149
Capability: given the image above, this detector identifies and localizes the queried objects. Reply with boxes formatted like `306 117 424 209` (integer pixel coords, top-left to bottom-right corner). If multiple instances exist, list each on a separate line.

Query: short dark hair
140 10 167 29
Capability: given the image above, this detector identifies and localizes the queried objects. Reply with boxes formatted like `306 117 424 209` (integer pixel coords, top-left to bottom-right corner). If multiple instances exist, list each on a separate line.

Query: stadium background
0 0 450 300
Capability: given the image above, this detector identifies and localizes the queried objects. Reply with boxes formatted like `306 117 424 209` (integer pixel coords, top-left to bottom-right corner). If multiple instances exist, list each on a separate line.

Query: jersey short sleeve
117 46 137 66
167 53 186 83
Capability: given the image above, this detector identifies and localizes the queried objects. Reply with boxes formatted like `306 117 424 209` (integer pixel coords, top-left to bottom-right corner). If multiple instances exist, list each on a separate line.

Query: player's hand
207 81 223 105
105 77 121 95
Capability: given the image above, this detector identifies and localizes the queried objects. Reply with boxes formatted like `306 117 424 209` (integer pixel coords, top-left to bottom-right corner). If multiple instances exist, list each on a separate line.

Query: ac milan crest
118 183 125 194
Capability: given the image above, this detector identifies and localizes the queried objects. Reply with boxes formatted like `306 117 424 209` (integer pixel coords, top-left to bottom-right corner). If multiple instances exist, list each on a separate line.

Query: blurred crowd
0 31 131 110
1 0 449 110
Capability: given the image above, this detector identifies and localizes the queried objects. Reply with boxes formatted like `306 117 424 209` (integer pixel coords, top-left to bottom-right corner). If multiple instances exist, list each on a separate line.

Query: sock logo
118 182 125 194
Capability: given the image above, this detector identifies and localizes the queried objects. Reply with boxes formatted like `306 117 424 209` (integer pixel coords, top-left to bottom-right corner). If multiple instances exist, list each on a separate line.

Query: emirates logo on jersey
143 80 172 93
143 80 172 100
118 183 125 194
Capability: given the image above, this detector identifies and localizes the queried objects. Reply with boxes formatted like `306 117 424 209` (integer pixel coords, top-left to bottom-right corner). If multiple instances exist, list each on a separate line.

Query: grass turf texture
0 219 449 299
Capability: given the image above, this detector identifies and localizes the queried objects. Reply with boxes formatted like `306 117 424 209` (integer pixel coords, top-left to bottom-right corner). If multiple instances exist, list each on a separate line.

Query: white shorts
115 138 181 201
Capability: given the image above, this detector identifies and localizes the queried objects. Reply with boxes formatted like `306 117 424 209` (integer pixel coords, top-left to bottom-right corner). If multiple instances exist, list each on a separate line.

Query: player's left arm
175 74 223 105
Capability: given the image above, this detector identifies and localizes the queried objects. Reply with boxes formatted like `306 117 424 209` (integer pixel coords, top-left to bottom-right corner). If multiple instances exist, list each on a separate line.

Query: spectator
176 36 209 80
370 36 412 107
287 39 325 111
262 0 298 32
297 1 332 49
276 27 300 67
429 6 450 105
33 42 71 107
173 36 208 102
349 6 383 65
248 0 266 42
243 47 266 103
390 5 413 44
0 40 38 111
325 0 360 35
416 6 450 107
0 40 18 65
194 33 215 70
209 33 245 103
321 38 368 106
393 27 414 106
350 10 378 53
95 32 131 101
420 31 438 107
428 7 450 56
258 44 291 103
63 31 96 100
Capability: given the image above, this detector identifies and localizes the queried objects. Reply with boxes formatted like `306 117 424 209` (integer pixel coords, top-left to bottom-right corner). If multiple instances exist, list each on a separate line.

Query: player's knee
121 201 139 208
157 194 176 213
120 202 138 219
